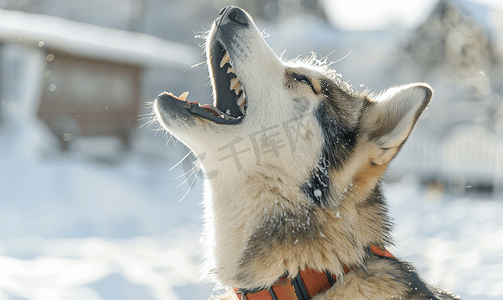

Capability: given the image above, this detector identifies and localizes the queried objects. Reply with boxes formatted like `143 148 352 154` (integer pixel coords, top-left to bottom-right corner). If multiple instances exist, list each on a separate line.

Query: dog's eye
292 73 315 92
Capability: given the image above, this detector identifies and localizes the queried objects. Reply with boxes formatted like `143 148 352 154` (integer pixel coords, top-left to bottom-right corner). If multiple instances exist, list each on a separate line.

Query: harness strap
370 244 394 258
233 245 392 300
234 277 297 300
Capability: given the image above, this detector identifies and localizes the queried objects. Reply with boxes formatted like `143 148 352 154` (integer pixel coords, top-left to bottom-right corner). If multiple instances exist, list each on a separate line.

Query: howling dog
154 6 459 300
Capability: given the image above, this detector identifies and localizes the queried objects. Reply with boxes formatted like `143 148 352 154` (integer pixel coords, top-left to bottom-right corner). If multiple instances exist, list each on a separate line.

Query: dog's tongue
199 104 223 117
163 91 225 118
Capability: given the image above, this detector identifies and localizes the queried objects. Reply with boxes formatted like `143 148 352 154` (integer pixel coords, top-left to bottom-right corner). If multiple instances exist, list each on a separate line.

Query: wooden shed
0 9 198 149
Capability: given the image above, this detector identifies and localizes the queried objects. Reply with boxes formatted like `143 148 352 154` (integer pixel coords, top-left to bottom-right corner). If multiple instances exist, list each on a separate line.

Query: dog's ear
361 83 433 165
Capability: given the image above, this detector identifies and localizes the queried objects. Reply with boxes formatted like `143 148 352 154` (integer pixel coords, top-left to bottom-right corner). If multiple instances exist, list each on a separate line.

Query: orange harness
233 245 393 300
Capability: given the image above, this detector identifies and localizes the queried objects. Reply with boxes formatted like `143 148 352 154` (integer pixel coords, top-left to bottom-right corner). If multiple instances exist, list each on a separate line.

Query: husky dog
154 6 459 300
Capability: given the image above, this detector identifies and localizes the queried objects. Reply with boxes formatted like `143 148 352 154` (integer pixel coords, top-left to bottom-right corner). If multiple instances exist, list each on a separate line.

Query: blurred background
0 0 502 299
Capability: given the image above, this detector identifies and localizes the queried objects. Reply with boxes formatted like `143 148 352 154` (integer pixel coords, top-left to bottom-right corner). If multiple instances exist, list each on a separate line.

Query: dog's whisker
174 166 198 187
138 117 156 129
169 151 193 171
173 166 197 184
178 170 198 202
331 49 353 65
191 60 206 68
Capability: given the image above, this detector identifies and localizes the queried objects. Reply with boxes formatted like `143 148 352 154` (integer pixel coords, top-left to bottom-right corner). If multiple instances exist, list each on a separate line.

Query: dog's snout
220 6 249 27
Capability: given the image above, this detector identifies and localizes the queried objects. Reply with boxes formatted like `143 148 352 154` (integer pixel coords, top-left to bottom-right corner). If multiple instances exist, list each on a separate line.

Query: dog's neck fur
202 132 392 290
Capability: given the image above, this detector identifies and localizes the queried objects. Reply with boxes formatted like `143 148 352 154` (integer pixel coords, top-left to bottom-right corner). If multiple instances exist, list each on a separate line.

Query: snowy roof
0 9 200 68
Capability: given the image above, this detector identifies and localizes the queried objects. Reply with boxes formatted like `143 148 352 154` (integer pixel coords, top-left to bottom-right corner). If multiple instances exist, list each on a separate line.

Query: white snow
0 233 202 300
385 175 503 299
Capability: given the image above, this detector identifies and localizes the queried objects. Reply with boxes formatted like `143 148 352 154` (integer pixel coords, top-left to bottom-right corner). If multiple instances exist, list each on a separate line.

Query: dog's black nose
220 6 249 26
226 7 247 25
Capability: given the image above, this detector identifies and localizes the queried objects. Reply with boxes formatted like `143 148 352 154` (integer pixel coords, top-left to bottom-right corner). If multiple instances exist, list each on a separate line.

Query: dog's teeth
234 85 242 95
179 91 189 100
227 66 235 74
230 78 240 90
220 53 230 68
237 93 246 106
239 105 245 114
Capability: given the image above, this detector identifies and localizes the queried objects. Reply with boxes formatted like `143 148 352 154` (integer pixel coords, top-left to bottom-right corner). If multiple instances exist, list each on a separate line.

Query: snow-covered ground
0 120 502 300
385 177 503 300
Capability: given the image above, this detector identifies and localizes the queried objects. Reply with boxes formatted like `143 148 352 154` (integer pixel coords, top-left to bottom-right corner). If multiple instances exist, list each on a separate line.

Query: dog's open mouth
208 41 247 122
160 41 247 125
